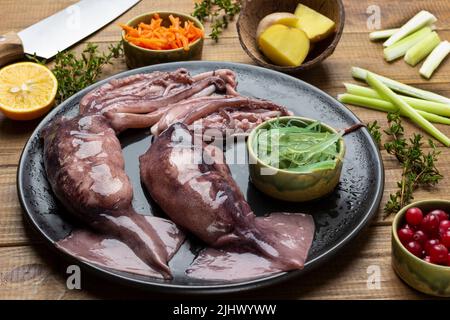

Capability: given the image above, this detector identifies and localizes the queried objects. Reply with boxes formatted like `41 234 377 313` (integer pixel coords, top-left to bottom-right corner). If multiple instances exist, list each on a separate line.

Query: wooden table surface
1 0 449 300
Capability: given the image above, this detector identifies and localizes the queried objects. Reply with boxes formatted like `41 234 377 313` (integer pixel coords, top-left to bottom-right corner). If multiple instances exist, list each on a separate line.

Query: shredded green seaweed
254 119 342 172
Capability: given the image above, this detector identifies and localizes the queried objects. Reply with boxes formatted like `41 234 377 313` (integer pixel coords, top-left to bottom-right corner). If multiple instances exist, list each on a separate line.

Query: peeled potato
294 4 336 42
258 24 310 67
256 12 299 39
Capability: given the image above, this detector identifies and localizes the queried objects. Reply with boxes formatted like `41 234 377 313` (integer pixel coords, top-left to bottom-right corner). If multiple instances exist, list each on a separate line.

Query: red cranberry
441 230 450 249
440 220 450 235
412 230 428 245
406 241 423 258
424 256 431 263
429 209 449 222
405 207 423 226
429 244 449 265
448 254 450 267
425 239 440 255
398 228 414 245
420 214 440 236
404 223 417 231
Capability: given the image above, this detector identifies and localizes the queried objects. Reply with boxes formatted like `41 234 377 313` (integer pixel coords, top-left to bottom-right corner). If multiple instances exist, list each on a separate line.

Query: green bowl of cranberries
392 199 450 297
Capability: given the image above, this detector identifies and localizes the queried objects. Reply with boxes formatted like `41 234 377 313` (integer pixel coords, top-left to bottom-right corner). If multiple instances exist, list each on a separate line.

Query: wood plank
2 147 449 245
1 31 450 243
342 0 450 33
2 0 450 42
23 32 450 96
0 226 428 300
1 32 449 99
1 0 450 300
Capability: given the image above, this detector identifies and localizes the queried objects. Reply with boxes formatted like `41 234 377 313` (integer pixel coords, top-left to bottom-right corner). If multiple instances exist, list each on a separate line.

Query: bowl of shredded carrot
121 12 205 69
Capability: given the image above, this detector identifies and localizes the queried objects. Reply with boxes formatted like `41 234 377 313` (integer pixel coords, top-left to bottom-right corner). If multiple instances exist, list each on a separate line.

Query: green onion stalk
351 67 450 104
343 83 450 117
366 72 450 147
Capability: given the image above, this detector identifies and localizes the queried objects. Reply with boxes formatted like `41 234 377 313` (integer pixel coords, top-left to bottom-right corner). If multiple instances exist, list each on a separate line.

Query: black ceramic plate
17 61 384 294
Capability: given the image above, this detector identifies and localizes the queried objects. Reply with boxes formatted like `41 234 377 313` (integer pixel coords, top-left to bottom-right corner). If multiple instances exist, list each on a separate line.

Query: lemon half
0 62 58 120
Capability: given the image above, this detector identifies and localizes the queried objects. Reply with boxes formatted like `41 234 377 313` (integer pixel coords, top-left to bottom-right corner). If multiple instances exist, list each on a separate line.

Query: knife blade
0 0 140 66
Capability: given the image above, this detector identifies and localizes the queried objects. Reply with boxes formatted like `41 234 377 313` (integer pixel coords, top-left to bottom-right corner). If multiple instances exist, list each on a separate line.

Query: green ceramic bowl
122 11 205 69
392 199 450 297
247 116 345 202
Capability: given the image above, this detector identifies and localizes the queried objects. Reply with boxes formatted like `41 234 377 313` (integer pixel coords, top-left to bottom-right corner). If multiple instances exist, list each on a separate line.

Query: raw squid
80 68 237 133
151 95 293 137
43 67 304 281
140 123 315 281
42 114 184 278
42 69 238 279
57 217 183 278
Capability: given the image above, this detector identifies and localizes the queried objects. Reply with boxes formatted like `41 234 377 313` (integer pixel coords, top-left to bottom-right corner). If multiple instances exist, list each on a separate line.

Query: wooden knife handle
0 32 24 67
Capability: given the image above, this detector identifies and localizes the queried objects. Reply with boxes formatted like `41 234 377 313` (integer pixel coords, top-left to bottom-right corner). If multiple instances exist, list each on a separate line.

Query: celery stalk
366 73 450 147
369 28 399 41
383 27 432 61
383 10 437 47
344 83 450 117
351 67 450 104
404 31 441 66
420 41 450 79
337 94 450 125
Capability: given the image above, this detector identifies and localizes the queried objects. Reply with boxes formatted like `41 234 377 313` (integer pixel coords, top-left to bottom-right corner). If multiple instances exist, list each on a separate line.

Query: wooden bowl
237 0 345 74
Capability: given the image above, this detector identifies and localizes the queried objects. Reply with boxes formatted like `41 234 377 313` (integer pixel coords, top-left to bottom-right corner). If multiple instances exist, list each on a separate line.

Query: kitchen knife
0 0 140 67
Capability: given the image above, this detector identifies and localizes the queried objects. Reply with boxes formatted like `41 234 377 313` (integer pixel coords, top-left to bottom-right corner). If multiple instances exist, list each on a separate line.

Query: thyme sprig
192 0 241 42
368 113 443 218
367 120 382 146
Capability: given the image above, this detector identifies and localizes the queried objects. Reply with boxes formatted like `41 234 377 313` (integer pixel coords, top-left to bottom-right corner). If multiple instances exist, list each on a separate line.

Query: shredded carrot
120 14 204 51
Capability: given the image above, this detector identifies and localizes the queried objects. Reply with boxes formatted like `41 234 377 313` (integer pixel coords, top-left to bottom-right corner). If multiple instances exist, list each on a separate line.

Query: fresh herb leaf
254 119 342 172
367 120 382 146
382 113 443 217
193 0 213 21
211 16 229 42
192 0 241 42
52 42 123 104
